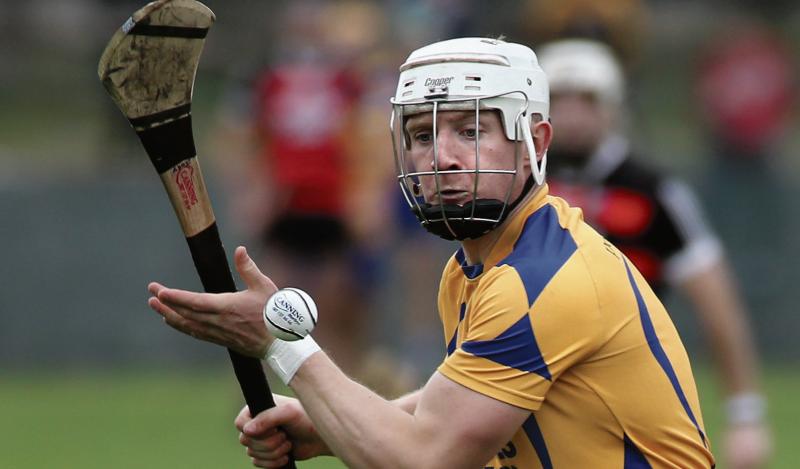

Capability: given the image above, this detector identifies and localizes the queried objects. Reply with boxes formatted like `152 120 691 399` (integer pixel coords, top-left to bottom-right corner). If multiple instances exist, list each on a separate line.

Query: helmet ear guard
520 118 546 185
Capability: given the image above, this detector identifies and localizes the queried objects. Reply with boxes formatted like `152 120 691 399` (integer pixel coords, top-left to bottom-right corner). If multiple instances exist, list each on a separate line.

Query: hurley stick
98 2 295 467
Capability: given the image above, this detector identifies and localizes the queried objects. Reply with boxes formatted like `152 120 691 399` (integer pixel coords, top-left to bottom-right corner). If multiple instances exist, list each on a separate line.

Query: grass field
1 365 797 468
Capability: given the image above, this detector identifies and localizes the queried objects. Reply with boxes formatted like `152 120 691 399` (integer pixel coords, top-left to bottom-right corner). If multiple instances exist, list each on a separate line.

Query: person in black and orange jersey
539 38 771 469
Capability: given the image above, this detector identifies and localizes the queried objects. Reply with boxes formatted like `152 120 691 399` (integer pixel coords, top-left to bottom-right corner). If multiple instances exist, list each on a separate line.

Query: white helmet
537 39 625 106
390 37 550 240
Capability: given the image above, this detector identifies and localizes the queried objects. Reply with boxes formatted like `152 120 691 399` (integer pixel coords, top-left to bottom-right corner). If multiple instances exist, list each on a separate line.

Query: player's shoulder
530 200 635 302
488 201 598 305
500 202 578 262
479 222 607 331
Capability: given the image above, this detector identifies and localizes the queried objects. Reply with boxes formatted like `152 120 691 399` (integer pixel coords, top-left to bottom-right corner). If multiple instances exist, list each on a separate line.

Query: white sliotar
263 288 318 341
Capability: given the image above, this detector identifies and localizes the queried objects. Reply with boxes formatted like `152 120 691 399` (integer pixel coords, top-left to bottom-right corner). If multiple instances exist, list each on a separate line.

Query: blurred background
0 0 798 467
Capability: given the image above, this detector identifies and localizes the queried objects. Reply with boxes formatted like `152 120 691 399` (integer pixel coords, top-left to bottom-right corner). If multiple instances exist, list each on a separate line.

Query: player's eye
414 131 432 144
461 127 478 139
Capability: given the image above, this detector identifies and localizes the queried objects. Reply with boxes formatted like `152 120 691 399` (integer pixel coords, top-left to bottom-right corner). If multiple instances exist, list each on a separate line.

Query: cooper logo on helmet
424 76 454 87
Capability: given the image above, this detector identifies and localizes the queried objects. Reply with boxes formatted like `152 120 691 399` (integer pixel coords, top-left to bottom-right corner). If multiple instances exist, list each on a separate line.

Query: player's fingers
235 246 277 294
153 295 268 356
240 429 286 452
148 296 177 320
149 296 226 341
246 438 292 461
235 405 253 432
243 404 298 436
251 453 290 469
157 287 231 314
150 295 222 336
235 396 296 432
151 298 196 333
150 297 194 333
148 282 166 296
162 297 223 326
247 445 286 459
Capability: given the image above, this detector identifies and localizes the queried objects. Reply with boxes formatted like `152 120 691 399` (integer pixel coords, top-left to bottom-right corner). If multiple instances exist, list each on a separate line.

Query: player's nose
432 129 466 171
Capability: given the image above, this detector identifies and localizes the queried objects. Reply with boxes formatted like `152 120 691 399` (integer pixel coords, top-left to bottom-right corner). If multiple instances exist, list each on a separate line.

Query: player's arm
236 388 425 464
678 259 761 403
148 248 527 467
242 354 529 469
658 179 770 467
677 259 771 468
391 388 423 414
238 263 595 468
659 179 765 402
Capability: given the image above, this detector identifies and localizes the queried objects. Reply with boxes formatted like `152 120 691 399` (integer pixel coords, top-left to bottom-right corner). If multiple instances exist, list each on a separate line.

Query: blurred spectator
539 38 772 469
212 0 414 397
695 20 794 162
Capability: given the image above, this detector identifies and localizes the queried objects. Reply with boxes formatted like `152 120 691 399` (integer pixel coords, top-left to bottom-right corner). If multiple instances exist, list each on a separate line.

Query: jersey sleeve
656 178 723 284
438 260 604 411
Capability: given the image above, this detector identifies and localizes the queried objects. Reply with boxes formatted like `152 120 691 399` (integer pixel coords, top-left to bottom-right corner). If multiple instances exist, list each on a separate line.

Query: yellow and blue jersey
437 185 715 468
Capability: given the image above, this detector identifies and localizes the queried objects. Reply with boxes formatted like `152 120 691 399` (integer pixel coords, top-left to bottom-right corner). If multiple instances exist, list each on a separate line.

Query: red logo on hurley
174 161 198 209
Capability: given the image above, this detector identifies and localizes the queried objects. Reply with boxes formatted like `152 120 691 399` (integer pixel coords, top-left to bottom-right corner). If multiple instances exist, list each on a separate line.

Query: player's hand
725 421 772 469
147 246 278 357
236 395 331 467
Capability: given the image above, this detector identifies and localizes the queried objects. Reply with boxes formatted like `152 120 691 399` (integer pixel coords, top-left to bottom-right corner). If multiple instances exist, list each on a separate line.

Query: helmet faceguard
390 38 550 241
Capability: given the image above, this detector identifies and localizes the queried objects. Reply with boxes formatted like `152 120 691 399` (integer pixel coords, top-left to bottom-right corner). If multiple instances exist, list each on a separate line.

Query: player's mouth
437 189 470 205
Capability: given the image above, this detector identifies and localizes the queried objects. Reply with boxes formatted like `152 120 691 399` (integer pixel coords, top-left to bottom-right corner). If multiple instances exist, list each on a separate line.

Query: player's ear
531 119 552 162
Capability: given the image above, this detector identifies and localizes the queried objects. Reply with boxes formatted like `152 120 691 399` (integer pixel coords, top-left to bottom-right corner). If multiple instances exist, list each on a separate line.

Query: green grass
0 366 797 468
0 369 344 469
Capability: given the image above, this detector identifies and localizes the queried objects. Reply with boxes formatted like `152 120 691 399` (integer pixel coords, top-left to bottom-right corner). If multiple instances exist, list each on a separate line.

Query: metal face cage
390 92 530 239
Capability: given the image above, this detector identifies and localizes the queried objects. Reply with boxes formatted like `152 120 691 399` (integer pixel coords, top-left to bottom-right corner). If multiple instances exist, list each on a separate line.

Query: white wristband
725 392 766 425
265 336 321 385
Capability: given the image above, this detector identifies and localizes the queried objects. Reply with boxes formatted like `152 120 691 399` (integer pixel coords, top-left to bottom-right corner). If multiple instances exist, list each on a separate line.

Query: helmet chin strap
412 175 536 241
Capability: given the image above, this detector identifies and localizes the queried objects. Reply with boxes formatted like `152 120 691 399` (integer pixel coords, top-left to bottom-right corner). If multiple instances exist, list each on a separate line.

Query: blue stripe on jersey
624 433 652 468
624 261 708 447
461 314 551 380
522 414 553 469
499 204 577 307
447 303 467 356
456 248 484 279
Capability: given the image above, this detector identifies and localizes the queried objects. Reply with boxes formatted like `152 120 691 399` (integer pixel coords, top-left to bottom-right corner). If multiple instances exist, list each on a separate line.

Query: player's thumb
234 246 275 293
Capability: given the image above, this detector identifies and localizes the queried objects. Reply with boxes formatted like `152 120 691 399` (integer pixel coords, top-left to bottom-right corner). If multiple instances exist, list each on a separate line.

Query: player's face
404 110 527 206
549 91 612 156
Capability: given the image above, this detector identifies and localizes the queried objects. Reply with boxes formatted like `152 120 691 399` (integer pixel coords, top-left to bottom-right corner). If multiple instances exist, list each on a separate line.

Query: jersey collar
456 184 551 278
